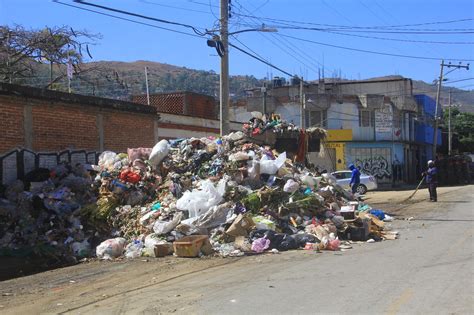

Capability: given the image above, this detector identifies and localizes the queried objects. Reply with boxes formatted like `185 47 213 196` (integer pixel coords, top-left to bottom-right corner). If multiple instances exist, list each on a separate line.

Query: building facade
231 77 442 185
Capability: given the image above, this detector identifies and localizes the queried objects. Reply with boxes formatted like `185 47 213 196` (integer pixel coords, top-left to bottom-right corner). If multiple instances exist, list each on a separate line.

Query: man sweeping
349 164 361 194
423 160 438 202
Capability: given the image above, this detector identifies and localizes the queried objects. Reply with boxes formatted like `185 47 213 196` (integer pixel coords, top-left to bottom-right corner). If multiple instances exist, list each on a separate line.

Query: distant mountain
9 60 473 112
411 79 474 113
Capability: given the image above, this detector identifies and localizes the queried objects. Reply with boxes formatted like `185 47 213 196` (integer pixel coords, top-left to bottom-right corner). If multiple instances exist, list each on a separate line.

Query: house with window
230 77 430 185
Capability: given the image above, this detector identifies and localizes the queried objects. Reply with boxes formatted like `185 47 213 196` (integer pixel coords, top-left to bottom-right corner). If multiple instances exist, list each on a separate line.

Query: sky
1 0 474 89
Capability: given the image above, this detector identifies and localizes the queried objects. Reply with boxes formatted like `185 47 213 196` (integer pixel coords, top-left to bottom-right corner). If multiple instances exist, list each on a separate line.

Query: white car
331 170 378 194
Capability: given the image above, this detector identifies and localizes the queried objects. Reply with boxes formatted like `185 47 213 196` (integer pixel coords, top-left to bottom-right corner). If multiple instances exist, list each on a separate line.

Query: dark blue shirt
426 167 438 184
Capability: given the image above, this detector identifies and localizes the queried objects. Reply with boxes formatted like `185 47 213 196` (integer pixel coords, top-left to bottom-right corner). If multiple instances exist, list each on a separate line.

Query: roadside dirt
0 185 471 314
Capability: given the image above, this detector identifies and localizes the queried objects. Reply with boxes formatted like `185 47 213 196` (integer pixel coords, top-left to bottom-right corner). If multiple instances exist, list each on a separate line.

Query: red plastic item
119 169 141 184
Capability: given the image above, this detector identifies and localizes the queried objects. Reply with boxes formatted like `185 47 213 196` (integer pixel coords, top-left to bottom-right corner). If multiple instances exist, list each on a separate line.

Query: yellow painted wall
327 129 353 142
325 142 346 170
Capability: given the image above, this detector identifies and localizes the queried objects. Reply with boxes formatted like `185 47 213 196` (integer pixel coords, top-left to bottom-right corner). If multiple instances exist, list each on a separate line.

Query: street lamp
207 17 277 136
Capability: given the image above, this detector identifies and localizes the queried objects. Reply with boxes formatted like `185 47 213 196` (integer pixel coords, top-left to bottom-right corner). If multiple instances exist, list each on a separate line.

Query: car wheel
356 184 367 194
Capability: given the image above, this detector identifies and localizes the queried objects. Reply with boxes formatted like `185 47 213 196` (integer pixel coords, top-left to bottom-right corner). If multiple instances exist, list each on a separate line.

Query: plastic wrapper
283 179 300 193
96 237 127 260
251 237 270 253
252 216 276 230
153 212 183 235
176 179 225 218
98 151 118 171
149 140 170 169
125 240 144 258
260 152 286 175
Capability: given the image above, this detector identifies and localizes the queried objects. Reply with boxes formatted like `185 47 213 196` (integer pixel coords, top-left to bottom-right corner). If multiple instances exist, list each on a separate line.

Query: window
309 110 327 128
359 110 374 127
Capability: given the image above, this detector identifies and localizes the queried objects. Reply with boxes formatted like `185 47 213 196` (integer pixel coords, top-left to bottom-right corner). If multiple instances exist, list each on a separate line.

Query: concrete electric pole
219 0 230 136
145 66 150 105
448 89 452 156
432 60 469 159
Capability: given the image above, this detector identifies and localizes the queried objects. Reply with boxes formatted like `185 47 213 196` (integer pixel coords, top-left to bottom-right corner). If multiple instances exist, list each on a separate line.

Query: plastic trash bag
227 131 245 141
127 147 152 162
229 152 249 162
292 233 319 247
283 179 300 193
144 233 169 249
153 212 183 235
98 151 118 171
260 152 286 175
185 202 233 229
71 240 91 258
252 216 276 230
149 139 170 169
251 237 270 253
176 179 225 218
125 240 144 259
96 237 126 260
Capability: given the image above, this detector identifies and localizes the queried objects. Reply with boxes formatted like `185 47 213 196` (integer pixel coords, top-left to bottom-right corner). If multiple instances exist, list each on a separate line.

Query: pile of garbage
0 128 397 263
242 112 299 136
0 164 97 261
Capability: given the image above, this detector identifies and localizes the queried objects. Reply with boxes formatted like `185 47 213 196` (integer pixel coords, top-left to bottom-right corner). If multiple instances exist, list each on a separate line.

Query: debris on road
0 115 397 265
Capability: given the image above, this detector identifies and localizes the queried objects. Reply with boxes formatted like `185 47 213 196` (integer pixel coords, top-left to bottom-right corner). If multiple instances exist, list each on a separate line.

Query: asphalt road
1 185 473 314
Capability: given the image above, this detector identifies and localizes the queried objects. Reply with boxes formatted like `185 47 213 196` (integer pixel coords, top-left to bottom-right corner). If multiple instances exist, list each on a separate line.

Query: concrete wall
158 112 220 139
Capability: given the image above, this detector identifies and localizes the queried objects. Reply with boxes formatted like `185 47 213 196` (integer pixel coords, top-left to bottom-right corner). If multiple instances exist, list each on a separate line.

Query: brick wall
133 91 217 119
0 97 24 153
0 83 159 155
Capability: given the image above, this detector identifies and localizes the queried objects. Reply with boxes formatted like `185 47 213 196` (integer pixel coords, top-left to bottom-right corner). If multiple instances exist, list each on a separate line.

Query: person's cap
427 160 433 165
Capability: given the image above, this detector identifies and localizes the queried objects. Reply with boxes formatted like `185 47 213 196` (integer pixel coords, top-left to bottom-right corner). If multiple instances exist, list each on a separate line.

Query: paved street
1 185 473 314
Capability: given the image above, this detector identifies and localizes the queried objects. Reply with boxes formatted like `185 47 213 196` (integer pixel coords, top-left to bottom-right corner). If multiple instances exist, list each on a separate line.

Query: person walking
349 164 361 194
423 160 438 202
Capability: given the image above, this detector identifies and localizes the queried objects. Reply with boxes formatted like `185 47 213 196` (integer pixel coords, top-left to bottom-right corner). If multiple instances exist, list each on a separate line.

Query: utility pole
261 82 267 115
219 0 230 136
448 89 452 156
144 66 150 105
299 78 305 128
432 60 469 159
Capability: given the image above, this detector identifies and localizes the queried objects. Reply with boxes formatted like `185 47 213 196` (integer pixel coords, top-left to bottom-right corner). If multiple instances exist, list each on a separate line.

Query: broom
403 176 425 202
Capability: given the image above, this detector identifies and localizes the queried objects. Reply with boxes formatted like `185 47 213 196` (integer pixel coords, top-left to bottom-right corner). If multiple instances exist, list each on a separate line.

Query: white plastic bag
252 216 276 230
96 237 126 260
149 139 170 169
125 240 143 259
229 152 249 162
152 212 183 235
98 151 117 171
260 152 286 175
227 131 245 141
283 179 300 193
176 179 225 218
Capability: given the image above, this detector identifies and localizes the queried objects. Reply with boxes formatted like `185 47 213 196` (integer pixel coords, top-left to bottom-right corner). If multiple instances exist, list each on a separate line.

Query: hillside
9 60 474 112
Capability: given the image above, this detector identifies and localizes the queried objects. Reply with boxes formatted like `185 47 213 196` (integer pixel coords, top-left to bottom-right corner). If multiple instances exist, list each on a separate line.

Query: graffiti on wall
354 156 391 179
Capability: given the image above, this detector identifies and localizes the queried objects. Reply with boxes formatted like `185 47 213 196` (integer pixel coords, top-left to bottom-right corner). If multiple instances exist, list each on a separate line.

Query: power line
54 1 204 39
72 0 209 36
228 42 294 77
232 0 328 77
230 13 474 30
320 30 474 45
444 77 474 84
138 0 213 15
277 33 474 61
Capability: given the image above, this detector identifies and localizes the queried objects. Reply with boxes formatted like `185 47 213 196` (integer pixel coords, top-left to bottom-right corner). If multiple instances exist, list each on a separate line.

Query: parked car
331 170 378 194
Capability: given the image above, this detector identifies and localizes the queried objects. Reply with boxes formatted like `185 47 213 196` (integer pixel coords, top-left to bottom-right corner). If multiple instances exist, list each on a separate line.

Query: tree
443 108 474 152
0 25 100 88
